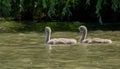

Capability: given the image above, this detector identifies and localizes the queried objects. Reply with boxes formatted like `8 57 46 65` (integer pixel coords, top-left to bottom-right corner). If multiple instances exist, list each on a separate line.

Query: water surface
0 31 120 69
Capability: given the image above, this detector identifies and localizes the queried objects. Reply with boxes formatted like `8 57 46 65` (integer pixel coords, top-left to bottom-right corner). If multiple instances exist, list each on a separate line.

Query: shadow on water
85 23 120 31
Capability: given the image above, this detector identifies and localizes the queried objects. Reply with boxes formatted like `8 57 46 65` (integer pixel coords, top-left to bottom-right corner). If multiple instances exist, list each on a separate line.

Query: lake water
0 32 120 69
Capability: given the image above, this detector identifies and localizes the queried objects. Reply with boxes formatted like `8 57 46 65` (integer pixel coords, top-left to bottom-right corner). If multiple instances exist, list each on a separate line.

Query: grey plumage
45 27 77 44
79 26 112 44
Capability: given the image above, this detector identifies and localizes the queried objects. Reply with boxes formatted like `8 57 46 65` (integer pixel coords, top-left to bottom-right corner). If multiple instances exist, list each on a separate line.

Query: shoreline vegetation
0 20 120 33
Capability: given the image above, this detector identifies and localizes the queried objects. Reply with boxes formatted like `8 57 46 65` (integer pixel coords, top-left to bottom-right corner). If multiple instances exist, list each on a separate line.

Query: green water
0 31 120 69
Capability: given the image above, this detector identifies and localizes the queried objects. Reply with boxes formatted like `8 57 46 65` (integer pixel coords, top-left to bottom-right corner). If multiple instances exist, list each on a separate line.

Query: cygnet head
78 26 87 32
45 26 51 33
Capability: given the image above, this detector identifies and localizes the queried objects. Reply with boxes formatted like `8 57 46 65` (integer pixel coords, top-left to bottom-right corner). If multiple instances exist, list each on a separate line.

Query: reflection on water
0 32 120 69
42 44 120 69
0 43 120 69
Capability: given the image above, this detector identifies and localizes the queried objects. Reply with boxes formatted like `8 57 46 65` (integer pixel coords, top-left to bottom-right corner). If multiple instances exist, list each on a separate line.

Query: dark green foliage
0 0 120 22
0 0 11 17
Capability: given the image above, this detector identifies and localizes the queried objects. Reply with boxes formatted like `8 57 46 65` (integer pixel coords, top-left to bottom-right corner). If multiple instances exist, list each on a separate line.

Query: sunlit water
0 32 120 69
